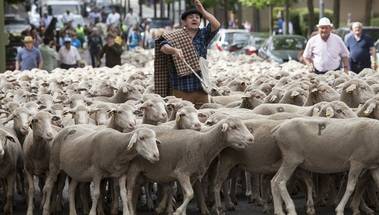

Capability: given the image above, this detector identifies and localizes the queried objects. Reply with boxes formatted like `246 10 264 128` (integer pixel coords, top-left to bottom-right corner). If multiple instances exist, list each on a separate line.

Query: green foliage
372 17 379 26
239 0 285 8
273 7 334 35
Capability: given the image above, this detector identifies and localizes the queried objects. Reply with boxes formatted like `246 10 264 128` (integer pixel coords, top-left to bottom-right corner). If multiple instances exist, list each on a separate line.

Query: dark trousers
60 63 78 69
350 60 371 74
314 67 341 75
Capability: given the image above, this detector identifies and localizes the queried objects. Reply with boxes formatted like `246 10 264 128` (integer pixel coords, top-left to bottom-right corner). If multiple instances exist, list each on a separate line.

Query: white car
42 0 85 29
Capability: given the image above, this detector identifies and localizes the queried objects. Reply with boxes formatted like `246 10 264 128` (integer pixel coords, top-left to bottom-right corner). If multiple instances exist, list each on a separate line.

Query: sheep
357 95 379 119
0 128 23 215
140 98 168 125
63 105 94 125
125 117 254 215
271 117 379 215
23 111 60 215
89 103 112 126
317 101 357 118
279 87 308 106
305 83 340 106
226 79 248 92
340 79 374 108
210 94 243 106
160 106 202 131
252 103 312 116
2 107 32 144
226 89 266 109
88 80 115 97
42 125 160 215
107 104 138 132
93 84 142 103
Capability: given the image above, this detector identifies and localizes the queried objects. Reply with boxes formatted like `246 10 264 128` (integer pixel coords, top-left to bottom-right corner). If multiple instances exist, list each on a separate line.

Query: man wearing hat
15 36 43 71
303 17 350 75
58 37 81 69
155 0 220 108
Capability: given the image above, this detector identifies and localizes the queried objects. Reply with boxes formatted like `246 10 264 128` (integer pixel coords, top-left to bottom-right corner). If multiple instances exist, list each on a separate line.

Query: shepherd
154 0 220 108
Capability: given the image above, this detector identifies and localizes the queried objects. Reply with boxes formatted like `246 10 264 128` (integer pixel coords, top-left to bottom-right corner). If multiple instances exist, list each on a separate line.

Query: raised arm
193 0 220 32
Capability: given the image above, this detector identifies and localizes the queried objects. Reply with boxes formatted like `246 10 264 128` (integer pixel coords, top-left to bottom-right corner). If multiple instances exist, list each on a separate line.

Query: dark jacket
99 43 122 67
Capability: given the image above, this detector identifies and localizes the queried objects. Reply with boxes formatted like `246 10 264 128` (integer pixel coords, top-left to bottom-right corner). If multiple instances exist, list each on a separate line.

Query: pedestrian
71 33 82 49
89 8 101 25
303 17 350 75
62 11 74 27
15 36 43 71
99 33 123 68
128 26 141 50
345 22 377 73
76 24 85 48
42 13 52 28
124 8 139 36
58 37 81 69
88 28 103 67
39 37 58 72
155 0 220 108
106 8 121 27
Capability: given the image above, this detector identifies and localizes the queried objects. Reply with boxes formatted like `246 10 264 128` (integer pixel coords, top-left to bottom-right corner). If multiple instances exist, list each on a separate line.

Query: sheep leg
79 183 90 214
26 171 35 215
89 178 101 215
194 180 209 215
69 179 78 215
276 163 299 215
4 173 15 215
223 180 235 210
126 170 139 215
296 170 316 215
145 183 155 210
350 174 369 215
41 168 60 215
52 173 67 214
249 174 262 204
118 175 129 215
229 176 238 205
96 179 106 215
173 174 193 215
245 172 252 197
111 178 120 215
335 161 364 215
369 168 379 209
156 184 170 214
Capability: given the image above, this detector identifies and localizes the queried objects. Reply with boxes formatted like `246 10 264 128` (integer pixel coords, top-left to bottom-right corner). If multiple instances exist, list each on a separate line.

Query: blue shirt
345 33 374 64
16 47 42 71
161 24 219 92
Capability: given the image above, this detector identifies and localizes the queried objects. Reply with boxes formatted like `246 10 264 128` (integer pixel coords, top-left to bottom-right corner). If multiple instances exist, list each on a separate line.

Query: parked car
251 32 269 51
258 35 307 63
42 0 85 29
336 26 379 42
5 14 30 36
209 29 257 56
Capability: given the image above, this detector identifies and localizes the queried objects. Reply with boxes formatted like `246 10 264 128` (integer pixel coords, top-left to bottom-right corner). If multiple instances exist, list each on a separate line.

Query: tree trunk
364 0 373 25
224 0 228 28
269 4 273 35
179 0 182 16
307 0 315 36
284 0 290 34
167 3 171 19
172 0 176 23
139 0 143 17
154 0 157 18
333 0 340 28
252 6 260 32
237 2 243 29
160 0 165 18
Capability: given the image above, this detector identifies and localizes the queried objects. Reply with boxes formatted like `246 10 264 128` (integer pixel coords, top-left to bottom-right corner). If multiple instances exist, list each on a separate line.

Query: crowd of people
16 6 157 72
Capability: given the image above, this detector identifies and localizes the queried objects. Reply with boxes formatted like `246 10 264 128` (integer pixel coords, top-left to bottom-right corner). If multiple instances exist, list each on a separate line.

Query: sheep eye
139 136 145 140
148 104 153 107
256 96 261 99
336 109 342 113
117 111 122 114
231 125 237 129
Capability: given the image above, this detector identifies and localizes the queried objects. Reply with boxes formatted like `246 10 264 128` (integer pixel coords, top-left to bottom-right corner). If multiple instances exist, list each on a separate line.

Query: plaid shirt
161 24 219 92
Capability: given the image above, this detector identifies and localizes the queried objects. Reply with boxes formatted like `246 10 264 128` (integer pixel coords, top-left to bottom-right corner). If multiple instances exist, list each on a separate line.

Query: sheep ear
221 123 229 132
2 114 15 125
346 84 356 93
122 87 129 94
128 132 138 151
364 103 376 115
291 91 299 97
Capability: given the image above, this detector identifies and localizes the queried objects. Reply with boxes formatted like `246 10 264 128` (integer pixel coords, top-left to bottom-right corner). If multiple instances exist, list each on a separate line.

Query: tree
364 0 373 25
333 0 340 28
306 0 315 35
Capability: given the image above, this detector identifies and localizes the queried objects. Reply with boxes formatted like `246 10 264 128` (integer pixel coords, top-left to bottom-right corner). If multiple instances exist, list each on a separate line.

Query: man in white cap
303 17 350 75
58 37 81 69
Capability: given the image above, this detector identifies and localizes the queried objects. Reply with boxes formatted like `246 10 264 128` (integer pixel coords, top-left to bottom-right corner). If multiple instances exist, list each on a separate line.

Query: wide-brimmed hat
317 17 333 27
23 36 34 43
181 9 203 20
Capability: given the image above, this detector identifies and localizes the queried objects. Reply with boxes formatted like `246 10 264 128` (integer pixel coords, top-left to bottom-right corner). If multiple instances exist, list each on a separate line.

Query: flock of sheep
1 51 379 215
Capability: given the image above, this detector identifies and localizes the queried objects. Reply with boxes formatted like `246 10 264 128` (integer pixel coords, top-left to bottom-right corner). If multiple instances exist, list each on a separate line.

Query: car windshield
363 29 379 42
49 5 80 15
271 37 305 50
5 18 28 25
224 32 251 45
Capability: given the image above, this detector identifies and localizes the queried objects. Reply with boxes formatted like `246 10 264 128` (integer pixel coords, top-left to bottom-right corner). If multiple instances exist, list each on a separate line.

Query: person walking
128 26 141 50
106 8 121 27
88 28 103 67
58 37 81 69
39 37 58 72
303 17 350 75
155 0 220 108
345 22 377 73
15 36 43 71
99 33 123 68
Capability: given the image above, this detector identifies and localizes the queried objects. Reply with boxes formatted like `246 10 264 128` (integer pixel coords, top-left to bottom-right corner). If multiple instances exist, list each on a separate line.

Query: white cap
317 17 333 27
